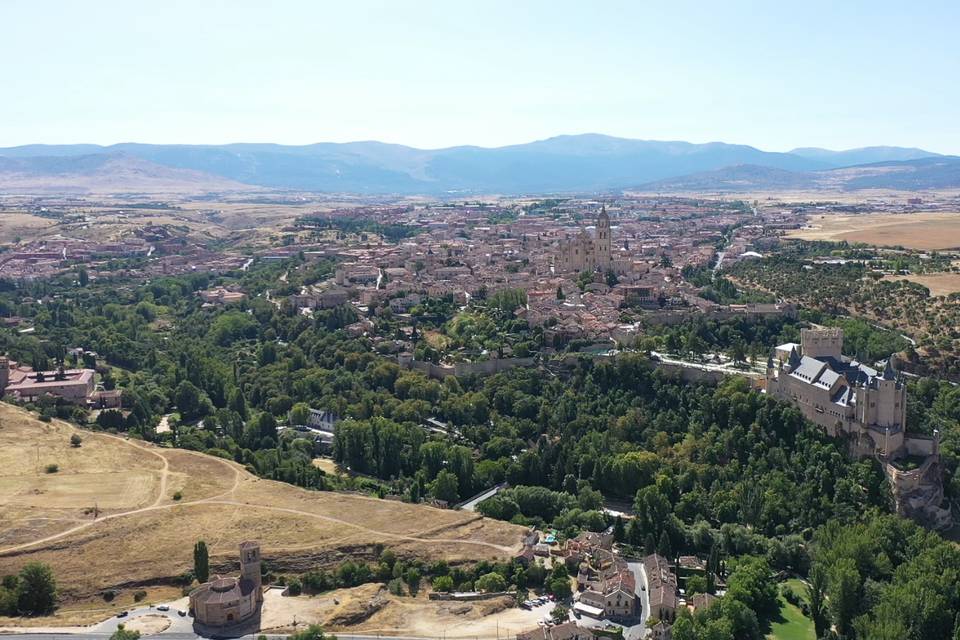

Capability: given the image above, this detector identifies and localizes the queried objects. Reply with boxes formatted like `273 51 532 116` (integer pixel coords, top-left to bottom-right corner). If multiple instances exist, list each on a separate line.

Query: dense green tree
431 470 460 504
193 540 209 584
16 562 57 615
475 572 507 593
725 557 777 618
828 557 860 637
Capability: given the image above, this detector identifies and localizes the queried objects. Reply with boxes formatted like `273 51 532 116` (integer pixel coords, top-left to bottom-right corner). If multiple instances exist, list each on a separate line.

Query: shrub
432 575 454 593
133 590 147 602
475 572 507 593
172 491 182 501
70 434 82 447
387 578 405 596
286 578 302 596
44 464 59 474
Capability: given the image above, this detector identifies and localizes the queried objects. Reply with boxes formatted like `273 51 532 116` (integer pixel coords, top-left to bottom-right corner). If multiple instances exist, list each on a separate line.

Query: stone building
766 328 907 457
189 542 263 627
766 328 951 529
1 356 95 404
556 207 612 273
644 553 678 623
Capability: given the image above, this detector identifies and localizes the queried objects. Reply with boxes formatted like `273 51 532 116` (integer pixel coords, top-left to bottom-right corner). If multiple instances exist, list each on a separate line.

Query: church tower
239 541 262 601
596 205 611 268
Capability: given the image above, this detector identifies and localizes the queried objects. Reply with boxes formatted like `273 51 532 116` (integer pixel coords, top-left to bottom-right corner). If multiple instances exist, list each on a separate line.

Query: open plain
787 211 960 250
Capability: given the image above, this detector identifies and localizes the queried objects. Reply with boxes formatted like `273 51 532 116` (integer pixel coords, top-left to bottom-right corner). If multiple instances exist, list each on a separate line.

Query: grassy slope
766 586 814 640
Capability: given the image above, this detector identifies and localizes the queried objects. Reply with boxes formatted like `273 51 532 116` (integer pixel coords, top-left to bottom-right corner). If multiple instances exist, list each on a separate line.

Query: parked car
116 611 128 618
177 609 187 617
157 605 170 612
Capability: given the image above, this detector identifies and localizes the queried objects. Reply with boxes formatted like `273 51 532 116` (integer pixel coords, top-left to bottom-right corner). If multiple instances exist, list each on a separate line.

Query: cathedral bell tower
597 205 611 268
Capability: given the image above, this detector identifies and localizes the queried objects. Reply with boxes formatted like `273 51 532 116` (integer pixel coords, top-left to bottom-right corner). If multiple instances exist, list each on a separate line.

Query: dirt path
0 430 513 557
0 413 242 556
202 500 518 554
0 495 516 557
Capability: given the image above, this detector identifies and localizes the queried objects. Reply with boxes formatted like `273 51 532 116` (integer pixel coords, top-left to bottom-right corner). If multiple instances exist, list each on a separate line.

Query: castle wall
768 373 855 438
905 435 936 457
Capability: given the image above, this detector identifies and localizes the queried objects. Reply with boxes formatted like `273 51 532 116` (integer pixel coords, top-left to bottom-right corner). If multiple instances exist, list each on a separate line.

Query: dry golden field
0 404 523 611
882 273 960 296
787 212 960 250
0 212 59 242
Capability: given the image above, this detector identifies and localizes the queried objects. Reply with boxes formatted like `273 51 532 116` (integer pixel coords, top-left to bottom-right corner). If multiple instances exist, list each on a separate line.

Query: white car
157 605 170 612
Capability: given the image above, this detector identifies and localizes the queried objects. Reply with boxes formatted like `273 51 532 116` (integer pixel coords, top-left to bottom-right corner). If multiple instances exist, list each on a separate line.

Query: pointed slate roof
882 359 896 380
788 346 801 370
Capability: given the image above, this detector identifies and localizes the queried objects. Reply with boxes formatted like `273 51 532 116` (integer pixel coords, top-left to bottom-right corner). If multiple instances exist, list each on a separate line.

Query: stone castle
766 328 951 529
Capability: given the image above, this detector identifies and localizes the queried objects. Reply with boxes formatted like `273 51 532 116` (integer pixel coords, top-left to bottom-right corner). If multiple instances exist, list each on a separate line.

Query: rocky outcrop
884 455 952 530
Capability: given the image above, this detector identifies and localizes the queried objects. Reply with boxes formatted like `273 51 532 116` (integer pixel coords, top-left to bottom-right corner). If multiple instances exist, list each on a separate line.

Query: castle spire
882 359 896 380
788 346 801 370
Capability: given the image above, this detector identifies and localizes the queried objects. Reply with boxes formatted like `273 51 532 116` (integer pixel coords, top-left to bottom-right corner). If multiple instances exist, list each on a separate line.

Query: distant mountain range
0 134 955 194
0 153 250 194
639 156 960 193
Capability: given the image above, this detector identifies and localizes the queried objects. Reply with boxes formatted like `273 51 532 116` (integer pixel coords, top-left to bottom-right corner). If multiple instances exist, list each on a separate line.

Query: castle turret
800 327 843 360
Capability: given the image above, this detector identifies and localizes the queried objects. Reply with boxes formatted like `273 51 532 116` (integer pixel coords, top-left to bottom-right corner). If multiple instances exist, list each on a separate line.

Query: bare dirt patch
260 584 550 638
787 212 960 250
124 613 171 635
311 458 344 476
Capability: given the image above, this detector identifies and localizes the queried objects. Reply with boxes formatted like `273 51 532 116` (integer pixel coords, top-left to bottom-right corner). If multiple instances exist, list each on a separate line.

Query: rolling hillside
0 404 523 609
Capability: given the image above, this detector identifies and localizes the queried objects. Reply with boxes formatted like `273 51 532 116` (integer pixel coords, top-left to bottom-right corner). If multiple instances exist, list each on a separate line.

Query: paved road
456 483 506 511
630 560 651 640
713 251 726 273
650 351 763 378
88 605 193 635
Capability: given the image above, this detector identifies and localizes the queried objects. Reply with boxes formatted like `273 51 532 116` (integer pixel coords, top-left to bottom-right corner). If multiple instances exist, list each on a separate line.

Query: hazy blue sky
3 0 958 152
